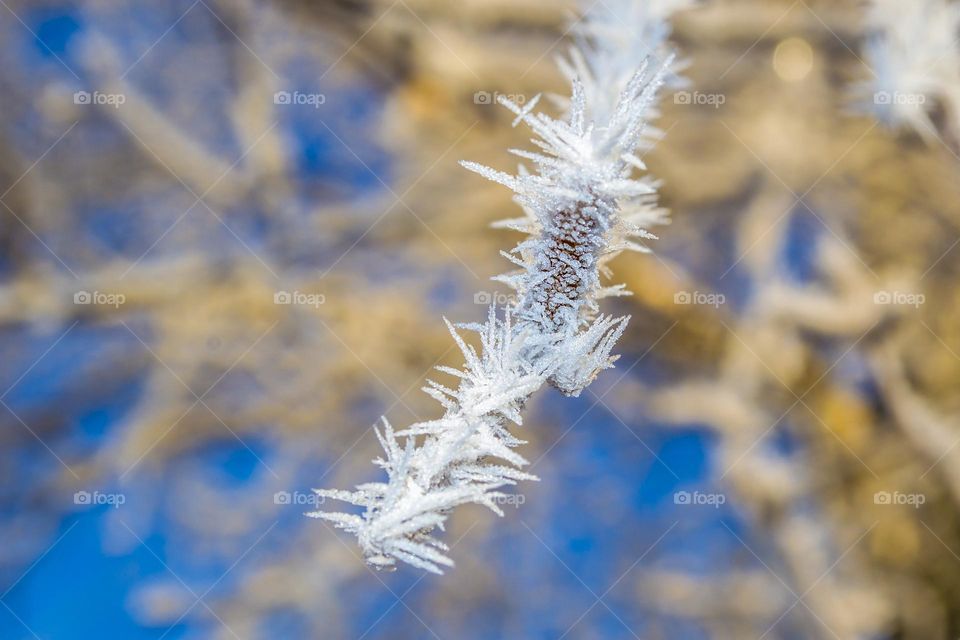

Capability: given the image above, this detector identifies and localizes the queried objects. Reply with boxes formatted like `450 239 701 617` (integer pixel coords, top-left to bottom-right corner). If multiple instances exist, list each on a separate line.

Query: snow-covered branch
312 0 685 574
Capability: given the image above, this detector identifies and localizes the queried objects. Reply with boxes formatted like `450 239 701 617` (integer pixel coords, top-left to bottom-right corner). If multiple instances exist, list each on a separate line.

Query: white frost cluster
565 0 697 125
860 0 960 138
461 62 668 393
312 0 686 574
314 309 551 573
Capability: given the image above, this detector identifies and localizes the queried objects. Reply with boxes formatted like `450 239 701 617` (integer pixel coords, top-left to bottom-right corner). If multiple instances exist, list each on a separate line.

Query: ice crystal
860 0 960 137
313 0 683 573
461 61 669 391
312 308 550 574
564 0 697 125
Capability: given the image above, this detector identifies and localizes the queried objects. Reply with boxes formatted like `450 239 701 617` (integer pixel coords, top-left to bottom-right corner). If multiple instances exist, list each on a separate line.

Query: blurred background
2 0 960 638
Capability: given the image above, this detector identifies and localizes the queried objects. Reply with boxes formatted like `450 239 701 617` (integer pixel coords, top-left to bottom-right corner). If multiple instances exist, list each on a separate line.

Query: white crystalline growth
565 0 698 125
312 308 552 573
313 0 679 574
462 59 670 394
861 0 960 138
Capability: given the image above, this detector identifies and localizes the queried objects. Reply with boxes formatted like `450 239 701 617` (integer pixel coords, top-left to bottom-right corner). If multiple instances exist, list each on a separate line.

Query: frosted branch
313 0 685 573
